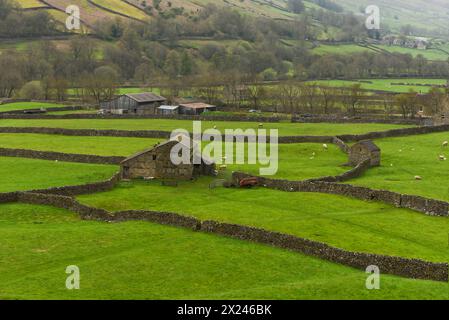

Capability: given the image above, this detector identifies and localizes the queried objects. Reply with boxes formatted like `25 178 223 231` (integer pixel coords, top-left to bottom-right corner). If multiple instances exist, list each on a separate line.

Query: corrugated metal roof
125 92 166 103
179 102 215 109
158 105 179 110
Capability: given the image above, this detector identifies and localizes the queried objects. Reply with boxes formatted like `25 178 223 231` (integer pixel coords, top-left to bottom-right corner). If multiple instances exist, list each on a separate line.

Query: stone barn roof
121 138 214 165
125 92 166 103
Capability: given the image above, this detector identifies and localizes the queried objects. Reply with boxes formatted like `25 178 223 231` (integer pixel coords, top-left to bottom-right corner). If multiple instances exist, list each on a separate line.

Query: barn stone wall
121 142 195 180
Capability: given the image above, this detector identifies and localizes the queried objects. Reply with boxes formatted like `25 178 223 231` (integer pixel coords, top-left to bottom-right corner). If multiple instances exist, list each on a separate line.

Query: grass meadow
1 120 449 299
0 157 117 192
3 203 449 300
0 119 411 136
0 102 67 112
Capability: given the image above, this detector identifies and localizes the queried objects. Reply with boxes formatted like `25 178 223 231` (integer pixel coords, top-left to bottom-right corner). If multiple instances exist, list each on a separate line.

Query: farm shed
178 102 217 115
349 140 381 167
100 92 167 115
157 105 179 115
120 139 216 180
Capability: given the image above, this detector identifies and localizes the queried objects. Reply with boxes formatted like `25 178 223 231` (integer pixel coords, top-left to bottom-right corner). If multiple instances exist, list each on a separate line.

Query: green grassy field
0 157 117 192
0 134 161 157
78 178 449 263
0 119 411 136
351 132 449 201
309 78 447 93
3 202 449 300
312 43 449 61
0 134 348 180
2 112 449 299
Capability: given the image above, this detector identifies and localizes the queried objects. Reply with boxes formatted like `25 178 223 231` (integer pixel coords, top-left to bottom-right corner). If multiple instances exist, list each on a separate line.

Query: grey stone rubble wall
292 116 423 125
338 124 449 142
307 159 371 183
277 136 335 144
1 124 449 143
4 191 447 282
232 172 449 216
0 106 84 115
26 172 122 197
332 137 350 154
201 220 448 282
0 113 281 123
0 192 18 203
0 148 125 165
0 127 172 139
0 127 337 144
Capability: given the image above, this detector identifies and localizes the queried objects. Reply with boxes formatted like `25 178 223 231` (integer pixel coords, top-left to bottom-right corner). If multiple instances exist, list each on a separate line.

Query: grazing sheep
439 155 446 161
219 165 227 169
258 123 264 128
213 125 217 129
323 144 328 150
414 176 422 180
443 141 448 147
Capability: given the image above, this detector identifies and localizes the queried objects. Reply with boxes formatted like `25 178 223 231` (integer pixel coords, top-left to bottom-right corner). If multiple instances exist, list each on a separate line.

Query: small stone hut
349 140 381 167
120 139 215 180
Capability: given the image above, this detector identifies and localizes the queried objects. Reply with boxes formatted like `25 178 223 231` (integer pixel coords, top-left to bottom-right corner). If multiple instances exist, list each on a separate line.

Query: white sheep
414 176 422 180
439 155 446 161
323 144 328 150
258 123 264 128
443 141 448 147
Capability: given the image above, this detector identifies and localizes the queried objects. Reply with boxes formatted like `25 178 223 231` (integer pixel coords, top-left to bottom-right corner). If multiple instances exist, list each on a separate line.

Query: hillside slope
339 0 449 34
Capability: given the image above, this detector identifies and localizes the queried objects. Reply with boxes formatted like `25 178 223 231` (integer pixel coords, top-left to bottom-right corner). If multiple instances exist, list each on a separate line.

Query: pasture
0 102 68 112
309 78 447 93
1 116 449 300
0 156 117 192
0 119 411 136
2 203 449 300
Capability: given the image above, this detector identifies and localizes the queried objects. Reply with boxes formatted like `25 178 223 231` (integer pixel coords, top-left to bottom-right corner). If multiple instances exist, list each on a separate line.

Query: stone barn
349 140 381 167
100 92 167 115
120 139 215 180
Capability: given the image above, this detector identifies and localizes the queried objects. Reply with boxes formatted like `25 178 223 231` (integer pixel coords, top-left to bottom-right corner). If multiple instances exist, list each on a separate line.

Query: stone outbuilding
349 140 381 167
120 139 216 180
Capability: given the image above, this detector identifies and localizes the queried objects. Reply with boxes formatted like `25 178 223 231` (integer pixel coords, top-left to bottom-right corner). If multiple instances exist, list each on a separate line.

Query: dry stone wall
201 220 448 282
232 172 449 216
0 148 125 165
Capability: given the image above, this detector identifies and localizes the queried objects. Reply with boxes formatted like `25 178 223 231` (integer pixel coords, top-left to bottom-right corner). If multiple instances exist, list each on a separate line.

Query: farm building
157 105 179 115
178 102 217 115
349 140 381 167
100 93 167 115
120 138 216 180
